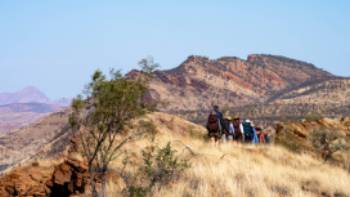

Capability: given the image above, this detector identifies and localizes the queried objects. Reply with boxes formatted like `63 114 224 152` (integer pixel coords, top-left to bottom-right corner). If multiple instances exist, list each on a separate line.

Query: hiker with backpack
232 116 244 142
264 130 271 144
213 105 224 131
255 127 265 144
242 119 259 144
206 111 222 145
256 128 270 144
223 116 234 142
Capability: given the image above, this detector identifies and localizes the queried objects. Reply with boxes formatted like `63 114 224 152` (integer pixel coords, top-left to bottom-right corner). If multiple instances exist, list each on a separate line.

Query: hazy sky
1 1 349 99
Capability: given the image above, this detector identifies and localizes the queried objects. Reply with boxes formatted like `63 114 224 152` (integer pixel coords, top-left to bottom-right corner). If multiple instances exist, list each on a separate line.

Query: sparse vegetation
122 142 189 197
104 130 350 197
304 113 323 121
275 127 303 153
138 56 160 77
310 128 347 161
69 69 147 196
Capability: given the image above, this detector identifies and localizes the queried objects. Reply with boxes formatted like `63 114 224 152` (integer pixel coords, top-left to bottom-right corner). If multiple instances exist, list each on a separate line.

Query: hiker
206 111 221 145
264 131 271 144
255 127 271 144
213 105 224 132
232 116 244 142
242 119 259 144
223 116 234 141
255 127 265 143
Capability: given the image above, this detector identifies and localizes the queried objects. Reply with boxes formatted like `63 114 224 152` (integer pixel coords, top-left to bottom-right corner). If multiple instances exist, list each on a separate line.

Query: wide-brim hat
233 116 240 120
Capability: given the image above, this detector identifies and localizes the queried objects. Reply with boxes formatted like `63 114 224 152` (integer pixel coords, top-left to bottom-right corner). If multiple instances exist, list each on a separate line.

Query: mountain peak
0 86 50 105
19 86 45 94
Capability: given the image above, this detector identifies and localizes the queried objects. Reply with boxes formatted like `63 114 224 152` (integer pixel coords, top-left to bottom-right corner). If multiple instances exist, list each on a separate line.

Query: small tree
137 56 161 110
69 69 147 197
138 56 160 76
310 128 346 161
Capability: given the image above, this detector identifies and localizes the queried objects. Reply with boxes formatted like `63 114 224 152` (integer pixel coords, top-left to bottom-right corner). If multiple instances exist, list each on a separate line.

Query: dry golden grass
105 126 350 197
3 112 348 197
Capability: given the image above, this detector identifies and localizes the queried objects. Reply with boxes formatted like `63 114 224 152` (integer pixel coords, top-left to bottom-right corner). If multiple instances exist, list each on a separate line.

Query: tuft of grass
187 125 206 141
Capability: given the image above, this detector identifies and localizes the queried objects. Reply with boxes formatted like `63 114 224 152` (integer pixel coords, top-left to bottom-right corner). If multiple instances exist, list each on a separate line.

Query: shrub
124 142 189 197
309 128 346 161
138 120 158 141
304 113 322 121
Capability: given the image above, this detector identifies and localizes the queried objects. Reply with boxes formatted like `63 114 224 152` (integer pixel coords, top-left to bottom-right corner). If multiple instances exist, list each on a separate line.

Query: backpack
264 134 270 144
207 114 219 131
243 122 254 140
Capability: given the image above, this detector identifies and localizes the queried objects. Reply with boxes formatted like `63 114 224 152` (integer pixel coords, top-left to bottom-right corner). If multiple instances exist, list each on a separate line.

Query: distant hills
0 87 71 133
0 86 50 105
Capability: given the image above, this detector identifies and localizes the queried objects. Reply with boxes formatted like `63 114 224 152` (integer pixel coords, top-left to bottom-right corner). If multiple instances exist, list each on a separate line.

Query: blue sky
1 1 349 99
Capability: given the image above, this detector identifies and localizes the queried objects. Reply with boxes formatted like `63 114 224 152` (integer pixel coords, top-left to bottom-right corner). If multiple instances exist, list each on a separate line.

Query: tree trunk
89 166 98 197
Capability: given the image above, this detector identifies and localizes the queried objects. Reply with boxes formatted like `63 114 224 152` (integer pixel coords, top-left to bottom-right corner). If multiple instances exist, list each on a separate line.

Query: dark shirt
214 110 223 122
214 110 224 130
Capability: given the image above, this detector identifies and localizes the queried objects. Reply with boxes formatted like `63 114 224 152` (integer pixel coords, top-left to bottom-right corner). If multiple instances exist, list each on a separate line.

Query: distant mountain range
128 54 349 124
0 87 71 133
0 86 70 106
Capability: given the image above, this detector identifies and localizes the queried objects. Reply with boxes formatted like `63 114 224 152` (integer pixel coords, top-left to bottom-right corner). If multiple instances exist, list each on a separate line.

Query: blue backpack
243 122 254 140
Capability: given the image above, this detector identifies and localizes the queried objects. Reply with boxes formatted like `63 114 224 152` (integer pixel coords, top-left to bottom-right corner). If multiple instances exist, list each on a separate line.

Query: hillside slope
271 78 350 106
1 112 350 197
128 54 332 112
236 78 350 122
0 110 71 172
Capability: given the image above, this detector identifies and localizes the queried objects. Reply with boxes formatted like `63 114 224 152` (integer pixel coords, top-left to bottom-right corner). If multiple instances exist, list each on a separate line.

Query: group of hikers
206 105 270 145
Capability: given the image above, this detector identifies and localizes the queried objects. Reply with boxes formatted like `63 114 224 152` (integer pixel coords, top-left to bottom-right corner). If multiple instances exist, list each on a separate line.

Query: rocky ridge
128 54 333 113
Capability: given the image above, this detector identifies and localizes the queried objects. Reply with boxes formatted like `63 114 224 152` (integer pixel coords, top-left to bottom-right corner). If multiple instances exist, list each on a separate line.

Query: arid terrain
128 54 334 112
0 112 349 197
129 55 350 125
1 54 350 197
0 87 70 133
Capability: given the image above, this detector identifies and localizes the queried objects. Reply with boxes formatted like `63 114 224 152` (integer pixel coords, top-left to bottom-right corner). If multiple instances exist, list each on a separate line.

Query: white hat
245 119 251 123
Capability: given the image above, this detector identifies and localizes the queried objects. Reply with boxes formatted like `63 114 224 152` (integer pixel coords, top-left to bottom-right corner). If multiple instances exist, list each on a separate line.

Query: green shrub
304 113 322 121
124 142 189 196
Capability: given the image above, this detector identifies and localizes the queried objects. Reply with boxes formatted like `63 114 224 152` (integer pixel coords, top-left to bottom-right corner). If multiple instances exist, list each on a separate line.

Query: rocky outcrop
0 159 90 197
47 159 89 197
0 162 53 197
